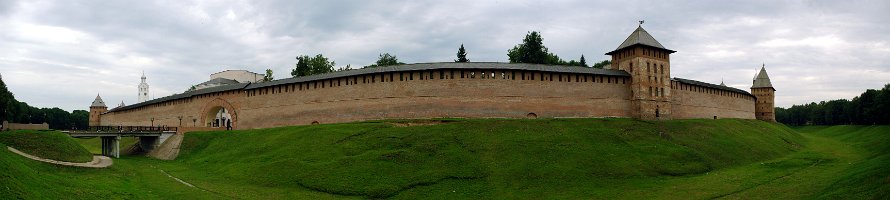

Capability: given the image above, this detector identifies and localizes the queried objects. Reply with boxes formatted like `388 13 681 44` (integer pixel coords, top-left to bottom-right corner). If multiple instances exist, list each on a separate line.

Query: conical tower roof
606 24 675 55
91 94 107 107
752 65 774 89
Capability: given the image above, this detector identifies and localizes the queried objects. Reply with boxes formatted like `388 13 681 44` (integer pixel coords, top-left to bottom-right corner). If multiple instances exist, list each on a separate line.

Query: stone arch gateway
200 98 238 129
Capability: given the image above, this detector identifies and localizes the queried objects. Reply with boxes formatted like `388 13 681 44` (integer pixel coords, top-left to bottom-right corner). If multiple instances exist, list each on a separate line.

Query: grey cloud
0 0 888 111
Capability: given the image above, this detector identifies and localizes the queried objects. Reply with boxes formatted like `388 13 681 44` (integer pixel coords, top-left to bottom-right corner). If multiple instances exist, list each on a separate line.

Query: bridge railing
83 126 178 133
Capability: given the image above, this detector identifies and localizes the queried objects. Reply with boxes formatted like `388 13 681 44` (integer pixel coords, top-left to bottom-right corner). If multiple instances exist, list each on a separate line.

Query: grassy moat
1 118 887 199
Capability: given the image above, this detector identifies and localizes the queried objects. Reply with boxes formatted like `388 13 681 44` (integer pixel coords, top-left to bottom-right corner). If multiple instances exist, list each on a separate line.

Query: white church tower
138 72 149 103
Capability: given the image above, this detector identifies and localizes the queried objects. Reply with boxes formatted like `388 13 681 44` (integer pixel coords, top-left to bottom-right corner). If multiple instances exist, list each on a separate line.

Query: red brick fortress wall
670 80 756 119
96 63 761 130
239 69 633 129
98 63 635 130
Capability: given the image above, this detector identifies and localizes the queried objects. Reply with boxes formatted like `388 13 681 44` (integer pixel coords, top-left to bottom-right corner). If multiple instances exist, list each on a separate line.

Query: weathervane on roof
639 20 645 25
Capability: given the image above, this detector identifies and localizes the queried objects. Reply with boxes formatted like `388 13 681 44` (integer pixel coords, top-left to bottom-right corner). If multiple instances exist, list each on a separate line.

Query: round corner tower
89 94 107 126
605 23 676 120
751 65 776 122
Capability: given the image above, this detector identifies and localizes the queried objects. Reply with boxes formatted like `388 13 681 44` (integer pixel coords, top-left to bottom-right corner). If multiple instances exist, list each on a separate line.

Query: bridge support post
100 135 121 158
115 135 120 158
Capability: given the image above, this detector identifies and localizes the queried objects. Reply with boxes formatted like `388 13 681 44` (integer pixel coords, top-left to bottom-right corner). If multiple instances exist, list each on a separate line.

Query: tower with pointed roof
89 94 107 126
752 65 776 122
606 23 676 120
138 72 149 103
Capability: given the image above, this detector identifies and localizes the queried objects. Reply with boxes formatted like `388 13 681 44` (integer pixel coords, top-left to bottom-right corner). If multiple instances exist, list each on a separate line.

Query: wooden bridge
63 126 177 158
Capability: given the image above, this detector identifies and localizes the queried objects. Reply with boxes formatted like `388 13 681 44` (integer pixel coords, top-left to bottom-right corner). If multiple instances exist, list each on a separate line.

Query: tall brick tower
606 23 676 120
751 65 776 122
89 94 107 126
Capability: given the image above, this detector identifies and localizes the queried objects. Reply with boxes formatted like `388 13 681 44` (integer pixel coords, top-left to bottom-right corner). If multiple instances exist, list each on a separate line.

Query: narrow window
512 71 516 80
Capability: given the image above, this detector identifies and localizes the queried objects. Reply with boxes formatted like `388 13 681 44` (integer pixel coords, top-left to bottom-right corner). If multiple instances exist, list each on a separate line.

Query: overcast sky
1 0 888 111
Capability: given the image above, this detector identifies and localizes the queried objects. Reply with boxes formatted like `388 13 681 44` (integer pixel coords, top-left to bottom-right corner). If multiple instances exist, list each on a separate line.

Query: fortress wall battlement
95 24 776 129
97 64 762 129
98 64 640 129
239 68 634 128
100 90 246 128
670 80 756 119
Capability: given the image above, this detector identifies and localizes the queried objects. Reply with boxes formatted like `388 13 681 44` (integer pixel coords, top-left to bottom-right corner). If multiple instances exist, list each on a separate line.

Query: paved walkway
7 146 113 168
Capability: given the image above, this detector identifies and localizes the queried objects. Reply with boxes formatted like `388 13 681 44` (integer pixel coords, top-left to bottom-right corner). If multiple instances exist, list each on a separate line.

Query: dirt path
7 146 113 168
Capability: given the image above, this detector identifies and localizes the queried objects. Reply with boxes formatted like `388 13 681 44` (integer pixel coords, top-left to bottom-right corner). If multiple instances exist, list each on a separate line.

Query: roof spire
606 22 675 55
91 94 107 107
752 64 774 89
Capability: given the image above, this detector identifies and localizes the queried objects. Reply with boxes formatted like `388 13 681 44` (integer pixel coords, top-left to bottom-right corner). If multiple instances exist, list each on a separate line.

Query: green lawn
0 118 886 199
794 126 890 199
0 130 93 163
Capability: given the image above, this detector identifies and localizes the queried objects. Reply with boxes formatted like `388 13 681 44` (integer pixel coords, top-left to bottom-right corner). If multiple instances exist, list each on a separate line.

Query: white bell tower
138 71 149 103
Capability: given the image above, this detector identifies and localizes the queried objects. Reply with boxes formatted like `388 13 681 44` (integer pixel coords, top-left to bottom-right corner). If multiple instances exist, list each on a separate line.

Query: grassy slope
0 142 216 199
795 126 890 200
14 118 878 199
0 130 93 163
172 118 803 198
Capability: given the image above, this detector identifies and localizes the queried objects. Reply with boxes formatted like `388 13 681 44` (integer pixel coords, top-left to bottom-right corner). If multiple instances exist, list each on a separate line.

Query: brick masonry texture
92 65 767 130
91 26 775 128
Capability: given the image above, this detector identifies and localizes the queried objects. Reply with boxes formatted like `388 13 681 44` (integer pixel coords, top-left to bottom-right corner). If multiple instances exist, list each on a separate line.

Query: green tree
70 110 89 130
579 55 588 67
0 73 12 122
292 55 311 77
776 83 890 125
263 69 274 82
292 54 337 77
455 44 469 62
591 60 611 69
365 53 404 68
544 52 568 65
507 31 549 64
309 54 335 75
877 84 890 124
337 64 354 72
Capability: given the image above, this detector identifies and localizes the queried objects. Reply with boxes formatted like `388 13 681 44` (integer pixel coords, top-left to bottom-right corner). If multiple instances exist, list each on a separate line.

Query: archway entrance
200 98 238 129
206 107 232 128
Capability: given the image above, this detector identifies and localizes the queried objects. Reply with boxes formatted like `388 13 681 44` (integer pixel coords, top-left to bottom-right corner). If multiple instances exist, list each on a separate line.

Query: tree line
277 31 610 79
776 84 890 126
0 74 90 130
